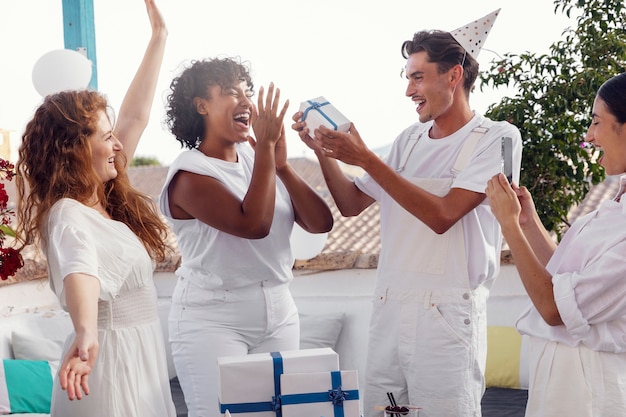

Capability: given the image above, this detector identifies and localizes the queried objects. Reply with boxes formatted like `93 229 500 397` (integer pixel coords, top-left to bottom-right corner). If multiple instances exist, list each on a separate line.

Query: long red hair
16 90 168 261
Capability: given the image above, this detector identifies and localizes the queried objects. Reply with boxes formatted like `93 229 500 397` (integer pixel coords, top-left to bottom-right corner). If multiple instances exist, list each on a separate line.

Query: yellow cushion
485 326 522 389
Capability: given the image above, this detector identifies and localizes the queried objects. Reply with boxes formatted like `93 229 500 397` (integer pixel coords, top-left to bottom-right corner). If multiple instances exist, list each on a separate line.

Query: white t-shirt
355 113 522 289
45 198 154 306
517 175 626 353
159 144 295 290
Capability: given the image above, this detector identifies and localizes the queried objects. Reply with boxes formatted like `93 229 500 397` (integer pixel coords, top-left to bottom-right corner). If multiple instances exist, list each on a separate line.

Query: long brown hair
16 90 168 261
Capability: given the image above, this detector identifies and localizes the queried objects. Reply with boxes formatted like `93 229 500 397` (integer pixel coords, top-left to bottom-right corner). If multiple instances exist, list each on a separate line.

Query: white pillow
11 331 64 362
299 311 345 350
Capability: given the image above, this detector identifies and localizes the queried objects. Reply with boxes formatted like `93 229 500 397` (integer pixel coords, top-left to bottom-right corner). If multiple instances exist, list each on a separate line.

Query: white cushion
11 331 64 362
299 311 345 350
0 307 72 360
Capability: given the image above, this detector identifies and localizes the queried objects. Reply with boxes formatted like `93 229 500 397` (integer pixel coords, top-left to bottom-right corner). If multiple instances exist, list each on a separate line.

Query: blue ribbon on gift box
301 100 338 131
281 371 359 417
219 351 285 416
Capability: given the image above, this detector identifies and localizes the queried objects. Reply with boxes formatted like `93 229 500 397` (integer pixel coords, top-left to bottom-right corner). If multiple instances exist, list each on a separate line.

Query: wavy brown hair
401 30 479 97
16 90 168 261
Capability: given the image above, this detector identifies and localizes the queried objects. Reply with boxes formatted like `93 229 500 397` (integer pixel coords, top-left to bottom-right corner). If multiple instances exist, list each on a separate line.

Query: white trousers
363 286 487 417
526 337 626 417
169 278 300 417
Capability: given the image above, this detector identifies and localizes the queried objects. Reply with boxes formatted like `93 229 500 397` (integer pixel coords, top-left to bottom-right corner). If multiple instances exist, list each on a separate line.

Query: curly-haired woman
16 1 175 416
159 57 334 416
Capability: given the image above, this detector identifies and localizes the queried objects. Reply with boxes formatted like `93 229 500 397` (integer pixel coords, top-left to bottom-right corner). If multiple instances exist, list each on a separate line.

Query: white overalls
363 127 489 417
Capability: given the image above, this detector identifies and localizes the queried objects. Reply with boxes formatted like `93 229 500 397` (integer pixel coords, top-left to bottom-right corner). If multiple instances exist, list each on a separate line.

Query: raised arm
313 122 482 233
168 85 289 239
486 173 562 325
113 0 167 164
512 183 558 265
345 145 484 234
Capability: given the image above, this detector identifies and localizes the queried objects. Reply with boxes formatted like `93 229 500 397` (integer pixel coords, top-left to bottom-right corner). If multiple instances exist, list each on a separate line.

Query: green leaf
0 225 16 238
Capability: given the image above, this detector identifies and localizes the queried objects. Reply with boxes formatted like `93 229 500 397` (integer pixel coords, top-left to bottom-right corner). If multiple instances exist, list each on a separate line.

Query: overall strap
396 127 428 173
451 126 489 175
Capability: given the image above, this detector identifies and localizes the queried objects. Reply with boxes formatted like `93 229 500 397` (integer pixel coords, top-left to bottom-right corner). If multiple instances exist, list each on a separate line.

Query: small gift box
280 370 360 417
218 348 340 417
299 97 350 135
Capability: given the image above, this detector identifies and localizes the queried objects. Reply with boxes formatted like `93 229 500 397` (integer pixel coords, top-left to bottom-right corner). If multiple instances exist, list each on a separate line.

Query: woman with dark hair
486 72 626 416
160 57 334 416
16 1 175 416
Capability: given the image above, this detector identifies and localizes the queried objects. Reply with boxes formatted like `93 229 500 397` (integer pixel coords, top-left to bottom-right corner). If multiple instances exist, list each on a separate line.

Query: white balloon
290 223 328 260
32 49 93 97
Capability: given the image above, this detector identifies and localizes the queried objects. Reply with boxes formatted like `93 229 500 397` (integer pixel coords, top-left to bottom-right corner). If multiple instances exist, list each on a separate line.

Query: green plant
479 0 626 237
130 156 161 167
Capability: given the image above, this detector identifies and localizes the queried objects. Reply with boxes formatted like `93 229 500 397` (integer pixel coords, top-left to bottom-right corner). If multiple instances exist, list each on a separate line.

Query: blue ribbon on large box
281 371 359 417
219 352 285 416
301 100 338 130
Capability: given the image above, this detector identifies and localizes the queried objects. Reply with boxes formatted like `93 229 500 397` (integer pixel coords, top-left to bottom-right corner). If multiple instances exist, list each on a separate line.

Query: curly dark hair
401 30 479 96
165 57 254 149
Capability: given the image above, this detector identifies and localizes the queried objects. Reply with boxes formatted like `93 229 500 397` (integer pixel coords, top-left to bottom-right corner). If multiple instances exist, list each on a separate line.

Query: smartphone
501 136 513 184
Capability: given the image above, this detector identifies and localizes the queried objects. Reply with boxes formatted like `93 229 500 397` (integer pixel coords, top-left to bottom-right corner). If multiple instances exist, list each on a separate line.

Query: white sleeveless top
159 143 295 290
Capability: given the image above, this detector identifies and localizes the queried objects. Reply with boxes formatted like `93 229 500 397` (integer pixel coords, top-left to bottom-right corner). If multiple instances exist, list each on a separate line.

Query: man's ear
450 64 464 87
193 97 208 115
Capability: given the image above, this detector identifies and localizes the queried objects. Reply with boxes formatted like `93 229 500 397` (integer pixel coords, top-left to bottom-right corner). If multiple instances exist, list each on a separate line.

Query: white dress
45 199 176 417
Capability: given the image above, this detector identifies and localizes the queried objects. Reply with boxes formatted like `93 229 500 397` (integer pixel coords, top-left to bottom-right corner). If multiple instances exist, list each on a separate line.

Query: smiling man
292 9 522 417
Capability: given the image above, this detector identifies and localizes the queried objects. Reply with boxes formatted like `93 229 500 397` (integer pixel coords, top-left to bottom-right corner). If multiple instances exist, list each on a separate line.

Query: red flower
0 247 23 281
0 184 8 210
0 158 23 280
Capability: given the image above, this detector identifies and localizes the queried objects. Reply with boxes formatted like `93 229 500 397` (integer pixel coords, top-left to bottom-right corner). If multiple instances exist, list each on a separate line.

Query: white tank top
159 144 295 290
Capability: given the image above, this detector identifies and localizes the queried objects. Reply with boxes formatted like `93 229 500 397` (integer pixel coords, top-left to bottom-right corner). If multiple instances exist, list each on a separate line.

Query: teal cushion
0 359 54 414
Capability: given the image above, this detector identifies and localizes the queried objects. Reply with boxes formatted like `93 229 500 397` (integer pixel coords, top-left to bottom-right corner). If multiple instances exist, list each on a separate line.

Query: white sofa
0 263 531 416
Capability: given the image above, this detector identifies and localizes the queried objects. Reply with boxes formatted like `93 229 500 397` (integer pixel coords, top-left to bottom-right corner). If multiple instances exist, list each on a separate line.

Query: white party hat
449 9 500 60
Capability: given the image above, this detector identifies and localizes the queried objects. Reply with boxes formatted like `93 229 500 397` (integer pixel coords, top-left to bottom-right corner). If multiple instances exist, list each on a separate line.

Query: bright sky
0 1 574 165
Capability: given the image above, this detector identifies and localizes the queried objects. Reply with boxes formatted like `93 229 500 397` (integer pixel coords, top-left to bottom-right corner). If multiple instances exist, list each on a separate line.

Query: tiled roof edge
294 249 514 271
0 249 515 287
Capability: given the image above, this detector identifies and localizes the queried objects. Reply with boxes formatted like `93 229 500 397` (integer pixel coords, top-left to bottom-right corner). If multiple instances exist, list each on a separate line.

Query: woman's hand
485 173 522 231
145 0 167 37
513 183 537 228
58 331 99 401
114 0 167 163
250 83 289 150
275 125 288 171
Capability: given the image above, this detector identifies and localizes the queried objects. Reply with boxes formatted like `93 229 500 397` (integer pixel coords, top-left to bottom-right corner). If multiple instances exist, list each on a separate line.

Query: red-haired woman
16 1 175 416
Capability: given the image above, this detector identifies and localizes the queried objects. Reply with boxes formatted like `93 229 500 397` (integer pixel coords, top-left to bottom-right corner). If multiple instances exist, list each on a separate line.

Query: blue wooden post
61 0 98 90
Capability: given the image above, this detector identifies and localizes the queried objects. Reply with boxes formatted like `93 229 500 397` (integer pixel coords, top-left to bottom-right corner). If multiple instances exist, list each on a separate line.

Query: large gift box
299 97 350 135
281 370 360 417
218 347 339 417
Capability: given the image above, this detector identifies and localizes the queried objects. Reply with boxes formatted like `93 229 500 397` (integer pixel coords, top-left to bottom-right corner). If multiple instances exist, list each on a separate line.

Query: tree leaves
479 0 626 237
